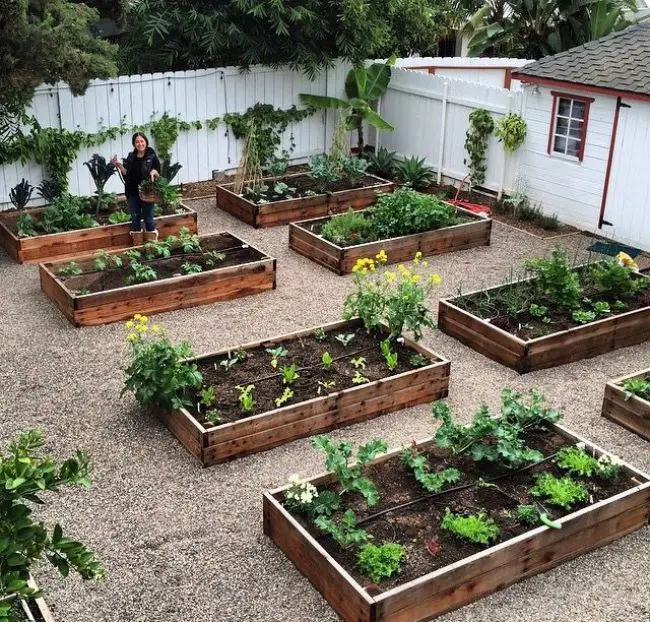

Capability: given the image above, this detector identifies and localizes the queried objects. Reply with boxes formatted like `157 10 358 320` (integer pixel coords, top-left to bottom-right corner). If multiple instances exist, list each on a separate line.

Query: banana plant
84 153 116 215
300 56 396 157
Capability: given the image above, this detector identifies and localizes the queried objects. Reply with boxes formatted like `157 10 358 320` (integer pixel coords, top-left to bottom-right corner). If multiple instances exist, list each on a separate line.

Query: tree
119 0 450 75
465 0 636 58
300 58 395 155
0 0 118 119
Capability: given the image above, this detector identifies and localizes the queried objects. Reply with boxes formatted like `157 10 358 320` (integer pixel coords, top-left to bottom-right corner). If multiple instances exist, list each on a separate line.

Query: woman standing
112 132 161 245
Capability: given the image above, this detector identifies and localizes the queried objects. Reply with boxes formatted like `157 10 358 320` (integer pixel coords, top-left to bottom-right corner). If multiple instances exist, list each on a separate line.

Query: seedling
357 542 405 584
205 410 222 425
401 447 461 492
205 250 226 267
74 288 91 296
335 333 355 347
409 353 429 368
236 384 256 413
572 309 596 324
317 380 336 395
530 473 588 510
94 250 123 271
380 339 398 371
58 261 82 277
441 510 500 545
556 445 620 479
352 371 369 384
321 351 333 369
593 301 611 316
126 261 157 285
528 303 548 318
274 387 294 408
181 262 203 274
314 509 370 548
143 240 172 259
200 386 217 408
351 357 367 370
281 363 300 385
314 327 327 342
220 355 240 372
266 346 288 370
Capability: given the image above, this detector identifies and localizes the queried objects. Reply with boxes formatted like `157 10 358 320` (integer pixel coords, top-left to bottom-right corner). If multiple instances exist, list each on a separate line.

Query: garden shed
512 24 650 251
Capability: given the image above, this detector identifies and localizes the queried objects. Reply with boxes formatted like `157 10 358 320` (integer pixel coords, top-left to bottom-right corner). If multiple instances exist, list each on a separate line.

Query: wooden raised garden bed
602 368 650 440
155 318 450 466
289 206 492 275
216 172 394 228
264 423 650 622
438 271 650 373
0 203 197 264
39 232 276 326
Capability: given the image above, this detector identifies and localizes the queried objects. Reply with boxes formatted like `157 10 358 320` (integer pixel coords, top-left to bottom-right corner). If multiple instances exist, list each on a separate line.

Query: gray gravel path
1 199 649 622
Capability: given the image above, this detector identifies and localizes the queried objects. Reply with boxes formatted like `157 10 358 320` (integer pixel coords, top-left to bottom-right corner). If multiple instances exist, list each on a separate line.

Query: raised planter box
438 275 650 373
0 204 197 264
19 577 56 622
216 172 394 228
155 318 450 466
40 232 276 326
263 424 650 622
602 368 650 440
289 206 492 275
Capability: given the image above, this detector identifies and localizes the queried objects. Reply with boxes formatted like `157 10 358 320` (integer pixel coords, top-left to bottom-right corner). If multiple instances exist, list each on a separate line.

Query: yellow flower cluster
375 250 388 264
125 314 161 342
352 251 442 288
352 257 376 275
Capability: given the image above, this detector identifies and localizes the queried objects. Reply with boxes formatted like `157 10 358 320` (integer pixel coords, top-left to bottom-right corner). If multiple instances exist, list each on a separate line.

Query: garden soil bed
39 232 275 326
216 172 394 228
602 368 650 440
289 206 492 275
155 318 450 466
438 272 650 373
0 203 197 264
264 424 650 622
11 577 56 622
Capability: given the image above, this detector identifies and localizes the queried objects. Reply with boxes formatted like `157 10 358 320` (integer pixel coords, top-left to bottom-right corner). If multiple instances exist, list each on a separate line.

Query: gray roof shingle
513 23 650 96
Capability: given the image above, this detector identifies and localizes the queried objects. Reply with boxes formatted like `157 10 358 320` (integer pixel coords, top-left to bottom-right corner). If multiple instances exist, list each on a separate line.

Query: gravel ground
1 199 649 622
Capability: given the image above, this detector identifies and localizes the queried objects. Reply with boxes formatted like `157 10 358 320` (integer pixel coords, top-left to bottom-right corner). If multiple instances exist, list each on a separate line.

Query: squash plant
0 431 104 621
299 57 396 156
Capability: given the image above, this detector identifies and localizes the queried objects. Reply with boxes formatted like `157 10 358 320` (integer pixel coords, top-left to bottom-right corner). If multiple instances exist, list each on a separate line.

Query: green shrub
39 194 99 234
591 259 648 300
525 249 582 311
320 209 376 246
368 187 457 239
396 156 435 190
622 378 650 401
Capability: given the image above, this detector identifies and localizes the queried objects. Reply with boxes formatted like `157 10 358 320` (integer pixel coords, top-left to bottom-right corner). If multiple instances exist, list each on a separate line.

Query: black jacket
123 147 161 197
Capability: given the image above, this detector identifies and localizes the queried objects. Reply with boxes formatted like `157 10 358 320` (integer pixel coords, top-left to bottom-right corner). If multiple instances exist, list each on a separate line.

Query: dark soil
286 427 635 593
57 233 266 294
11 599 47 622
241 174 386 205
455 271 650 339
189 326 434 426
180 180 217 199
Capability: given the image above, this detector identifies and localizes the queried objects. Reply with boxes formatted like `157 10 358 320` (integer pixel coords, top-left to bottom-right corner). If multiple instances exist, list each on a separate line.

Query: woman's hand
112 155 125 174
150 170 160 181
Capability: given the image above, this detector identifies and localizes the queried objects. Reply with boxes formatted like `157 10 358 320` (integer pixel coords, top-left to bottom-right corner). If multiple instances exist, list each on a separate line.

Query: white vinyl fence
378 68 524 195
0 61 524 208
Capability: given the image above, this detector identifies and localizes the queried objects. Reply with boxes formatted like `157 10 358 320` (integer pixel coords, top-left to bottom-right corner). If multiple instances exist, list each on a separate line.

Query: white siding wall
519 85 615 231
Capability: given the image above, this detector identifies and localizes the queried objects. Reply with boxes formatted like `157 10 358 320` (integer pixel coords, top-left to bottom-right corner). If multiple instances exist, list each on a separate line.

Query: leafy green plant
592 301 611 316
205 410 222 425
266 346 288 370
200 386 217 408
320 210 376 246
409 353 429 368
525 249 582 312
572 309 596 324
351 357 367 370
368 147 399 179
321 352 333 369
0 430 105 621
591 259 647 300
494 114 527 153
335 333 355 347
432 388 562 468
236 384 256 413
317 380 337 395
357 542 405 583
311 436 387 505
300 58 395 155
122 315 202 410
83 153 116 215
314 509 371 548
528 303 548 318
9 178 33 210
465 109 494 188
530 473 588 510
181 262 203 275
219 354 240 372
352 372 369 384
58 261 82 277
396 156 436 190
314 327 327 342
281 363 300 386
441 509 500 545
556 446 620 479
16 212 37 237
401 447 462 492
126 260 157 285
143 240 172 260
308 154 343 192
94 250 123 272
622 378 650 401
274 387 294 408
39 194 99 234
204 250 226 268
380 339 398 371
516 504 540 526
107 209 131 224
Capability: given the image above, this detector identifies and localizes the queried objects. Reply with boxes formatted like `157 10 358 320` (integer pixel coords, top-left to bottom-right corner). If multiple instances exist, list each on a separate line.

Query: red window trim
547 91 594 162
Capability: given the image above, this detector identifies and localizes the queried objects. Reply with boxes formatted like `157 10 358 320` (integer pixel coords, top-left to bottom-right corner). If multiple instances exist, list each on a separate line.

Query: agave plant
84 154 116 215
9 178 34 210
37 179 64 203
397 156 436 190
368 147 399 180
300 57 396 157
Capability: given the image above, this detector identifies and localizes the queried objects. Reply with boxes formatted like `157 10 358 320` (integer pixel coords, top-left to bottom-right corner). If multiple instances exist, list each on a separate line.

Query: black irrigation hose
356 451 559 527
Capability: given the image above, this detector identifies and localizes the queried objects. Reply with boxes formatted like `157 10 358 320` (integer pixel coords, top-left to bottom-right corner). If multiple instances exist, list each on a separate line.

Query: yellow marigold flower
428 274 443 286
152 325 161 332
127 333 138 342
133 314 142 320
125 320 135 329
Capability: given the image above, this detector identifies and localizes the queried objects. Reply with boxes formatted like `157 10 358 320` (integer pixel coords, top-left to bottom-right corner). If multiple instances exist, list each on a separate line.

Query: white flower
288 473 301 485
576 442 586 450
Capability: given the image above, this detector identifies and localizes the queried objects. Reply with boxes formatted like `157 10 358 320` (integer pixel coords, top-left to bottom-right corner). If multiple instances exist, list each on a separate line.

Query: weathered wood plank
602 369 650 441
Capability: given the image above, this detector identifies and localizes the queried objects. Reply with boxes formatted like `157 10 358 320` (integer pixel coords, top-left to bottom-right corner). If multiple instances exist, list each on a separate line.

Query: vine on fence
464 108 494 188
494 113 527 153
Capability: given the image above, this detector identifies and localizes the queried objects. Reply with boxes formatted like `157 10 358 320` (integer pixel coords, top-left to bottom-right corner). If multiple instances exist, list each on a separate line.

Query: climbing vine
494 114 527 153
464 108 494 188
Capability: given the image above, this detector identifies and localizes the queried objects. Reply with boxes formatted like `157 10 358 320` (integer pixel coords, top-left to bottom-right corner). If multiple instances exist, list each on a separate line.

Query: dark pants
127 195 155 232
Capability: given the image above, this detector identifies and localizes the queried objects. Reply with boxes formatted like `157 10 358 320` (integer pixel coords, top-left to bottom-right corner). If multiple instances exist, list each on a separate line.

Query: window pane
572 101 586 119
556 117 569 135
554 136 567 153
558 98 572 116
567 138 581 157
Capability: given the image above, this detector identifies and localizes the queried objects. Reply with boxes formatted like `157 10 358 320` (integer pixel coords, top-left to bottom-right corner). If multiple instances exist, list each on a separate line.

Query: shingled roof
512 23 650 97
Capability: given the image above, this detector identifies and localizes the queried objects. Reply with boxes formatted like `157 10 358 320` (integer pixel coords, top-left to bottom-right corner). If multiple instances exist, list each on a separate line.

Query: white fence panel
379 69 523 194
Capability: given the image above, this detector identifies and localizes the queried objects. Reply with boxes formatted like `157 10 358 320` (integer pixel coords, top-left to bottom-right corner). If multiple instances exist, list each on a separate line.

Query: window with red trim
547 92 593 161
